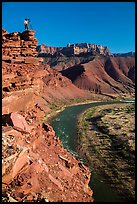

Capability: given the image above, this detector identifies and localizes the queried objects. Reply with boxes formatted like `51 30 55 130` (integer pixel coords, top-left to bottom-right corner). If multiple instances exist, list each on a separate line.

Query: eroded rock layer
2 28 43 65
37 42 112 56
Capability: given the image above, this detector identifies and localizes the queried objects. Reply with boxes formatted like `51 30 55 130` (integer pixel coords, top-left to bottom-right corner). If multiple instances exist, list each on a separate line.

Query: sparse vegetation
77 103 135 201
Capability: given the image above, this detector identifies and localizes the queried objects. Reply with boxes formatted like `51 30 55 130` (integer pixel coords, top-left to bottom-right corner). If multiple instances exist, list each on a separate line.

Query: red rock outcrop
2 28 43 65
2 29 94 202
2 114 93 202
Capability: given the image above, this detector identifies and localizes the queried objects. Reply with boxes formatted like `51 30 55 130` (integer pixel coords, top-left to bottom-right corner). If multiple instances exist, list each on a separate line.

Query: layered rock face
38 44 63 55
68 43 111 56
2 29 94 202
37 43 112 57
2 28 43 65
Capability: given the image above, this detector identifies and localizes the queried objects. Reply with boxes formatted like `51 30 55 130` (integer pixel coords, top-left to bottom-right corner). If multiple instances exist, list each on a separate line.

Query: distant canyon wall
37 42 112 57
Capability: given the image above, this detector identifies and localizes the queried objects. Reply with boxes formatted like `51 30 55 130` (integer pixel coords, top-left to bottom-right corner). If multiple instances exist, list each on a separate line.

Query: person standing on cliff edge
24 18 30 30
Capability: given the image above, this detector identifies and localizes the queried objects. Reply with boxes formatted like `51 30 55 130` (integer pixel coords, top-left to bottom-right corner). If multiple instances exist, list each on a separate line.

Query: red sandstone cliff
2 29 94 202
2 28 43 65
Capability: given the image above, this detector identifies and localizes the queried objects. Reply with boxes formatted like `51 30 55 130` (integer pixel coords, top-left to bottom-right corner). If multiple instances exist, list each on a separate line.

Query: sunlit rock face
37 42 112 57
2 29 43 65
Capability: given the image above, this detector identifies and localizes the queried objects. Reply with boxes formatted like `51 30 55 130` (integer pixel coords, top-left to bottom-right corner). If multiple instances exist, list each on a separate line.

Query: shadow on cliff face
61 64 85 82
128 66 135 83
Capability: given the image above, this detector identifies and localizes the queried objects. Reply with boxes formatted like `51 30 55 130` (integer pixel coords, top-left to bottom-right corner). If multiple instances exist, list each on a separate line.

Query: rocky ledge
2 28 43 65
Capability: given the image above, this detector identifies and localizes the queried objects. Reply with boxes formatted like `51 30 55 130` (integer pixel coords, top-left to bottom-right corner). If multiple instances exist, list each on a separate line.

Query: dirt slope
61 57 135 94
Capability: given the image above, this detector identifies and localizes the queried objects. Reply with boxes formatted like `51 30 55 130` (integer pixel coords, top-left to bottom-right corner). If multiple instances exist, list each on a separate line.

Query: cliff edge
2 29 94 202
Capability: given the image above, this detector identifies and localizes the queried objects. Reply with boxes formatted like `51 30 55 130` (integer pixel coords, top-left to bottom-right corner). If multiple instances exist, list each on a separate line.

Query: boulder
10 112 31 133
12 151 29 179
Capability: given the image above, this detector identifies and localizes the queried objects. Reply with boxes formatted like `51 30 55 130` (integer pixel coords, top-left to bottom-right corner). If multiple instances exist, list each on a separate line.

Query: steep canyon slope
37 42 135 96
61 57 135 95
2 29 94 202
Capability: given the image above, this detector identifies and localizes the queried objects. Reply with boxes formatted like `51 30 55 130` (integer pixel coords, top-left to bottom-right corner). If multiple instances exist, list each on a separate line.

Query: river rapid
49 100 134 202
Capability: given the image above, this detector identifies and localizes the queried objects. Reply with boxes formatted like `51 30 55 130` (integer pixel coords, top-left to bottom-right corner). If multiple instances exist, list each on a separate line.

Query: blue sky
2 2 135 53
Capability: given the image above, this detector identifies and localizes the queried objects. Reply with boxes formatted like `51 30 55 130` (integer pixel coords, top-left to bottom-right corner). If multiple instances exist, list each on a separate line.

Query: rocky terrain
77 103 135 201
37 42 112 57
37 54 96 71
2 29 94 202
36 43 112 71
36 43 135 96
2 114 93 202
61 57 135 94
2 28 43 65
